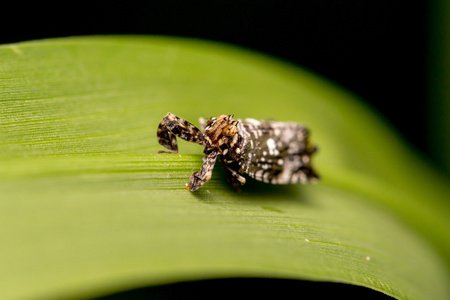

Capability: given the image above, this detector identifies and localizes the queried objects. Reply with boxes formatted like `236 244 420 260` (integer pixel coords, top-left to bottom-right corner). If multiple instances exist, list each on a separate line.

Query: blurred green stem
428 0 450 174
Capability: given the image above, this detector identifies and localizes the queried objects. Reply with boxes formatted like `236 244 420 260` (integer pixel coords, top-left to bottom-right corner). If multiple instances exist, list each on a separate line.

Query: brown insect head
203 114 239 149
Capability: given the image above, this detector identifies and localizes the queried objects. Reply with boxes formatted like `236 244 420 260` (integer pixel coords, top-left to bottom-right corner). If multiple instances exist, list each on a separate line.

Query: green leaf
0 36 449 299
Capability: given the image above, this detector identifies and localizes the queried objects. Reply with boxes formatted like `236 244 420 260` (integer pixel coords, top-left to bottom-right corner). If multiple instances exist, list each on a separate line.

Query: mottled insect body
157 112 319 191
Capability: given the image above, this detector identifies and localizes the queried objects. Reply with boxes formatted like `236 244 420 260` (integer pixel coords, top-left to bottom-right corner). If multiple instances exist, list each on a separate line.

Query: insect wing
242 120 318 184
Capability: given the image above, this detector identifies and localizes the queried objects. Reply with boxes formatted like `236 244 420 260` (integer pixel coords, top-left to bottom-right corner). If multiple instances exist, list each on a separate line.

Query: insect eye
207 117 216 125
223 124 238 136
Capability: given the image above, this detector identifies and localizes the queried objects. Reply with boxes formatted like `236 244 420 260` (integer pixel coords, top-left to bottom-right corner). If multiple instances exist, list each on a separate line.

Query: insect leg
219 158 246 191
157 112 205 154
186 151 219 191
198 117 206 131
157 122 179 154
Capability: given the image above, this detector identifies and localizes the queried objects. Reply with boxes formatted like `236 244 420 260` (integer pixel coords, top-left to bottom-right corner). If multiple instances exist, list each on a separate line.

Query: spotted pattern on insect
157 112 319 191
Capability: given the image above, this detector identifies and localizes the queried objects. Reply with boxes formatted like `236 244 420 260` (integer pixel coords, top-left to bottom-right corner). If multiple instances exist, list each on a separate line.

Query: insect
157 112 319 191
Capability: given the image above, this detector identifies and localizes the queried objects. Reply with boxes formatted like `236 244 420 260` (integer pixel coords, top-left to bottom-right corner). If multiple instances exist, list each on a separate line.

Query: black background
93 278 390 299
1 1 429 298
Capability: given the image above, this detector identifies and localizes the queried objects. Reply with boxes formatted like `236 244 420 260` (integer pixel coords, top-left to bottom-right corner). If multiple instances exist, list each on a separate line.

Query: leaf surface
0 36 448 299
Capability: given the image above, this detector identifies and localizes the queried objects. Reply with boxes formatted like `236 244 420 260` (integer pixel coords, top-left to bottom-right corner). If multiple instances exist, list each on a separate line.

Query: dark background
2 1 430 159
1 1 428 298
